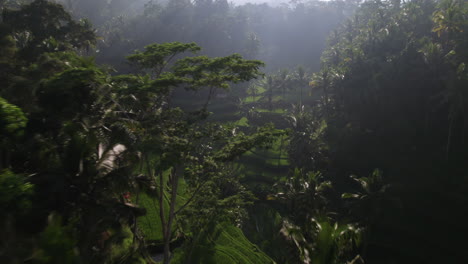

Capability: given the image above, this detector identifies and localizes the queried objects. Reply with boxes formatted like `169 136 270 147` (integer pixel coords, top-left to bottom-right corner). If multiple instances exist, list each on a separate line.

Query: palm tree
281 216 362 264
275 169 331 219
292 66 308 105
432 0 466 42
342 169 396 259
310 69 333 117
277 69 290 99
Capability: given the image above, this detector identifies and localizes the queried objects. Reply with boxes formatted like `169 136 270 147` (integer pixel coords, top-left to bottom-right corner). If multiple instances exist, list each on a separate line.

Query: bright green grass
138 192 164 241
234 117 250 127
235 135 290 185
255 108 287 114
243 96 262 103
172 223 275 264
108 225 134 262
265 156 289 166
256 86 266 94
137 171 188 242
272 95 283 102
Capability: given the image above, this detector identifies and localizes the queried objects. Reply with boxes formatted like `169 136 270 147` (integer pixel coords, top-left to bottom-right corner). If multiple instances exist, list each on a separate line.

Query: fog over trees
1 0 468 264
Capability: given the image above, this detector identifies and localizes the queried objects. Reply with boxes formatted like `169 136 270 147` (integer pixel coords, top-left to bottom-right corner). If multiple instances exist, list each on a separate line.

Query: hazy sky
231 0 331 6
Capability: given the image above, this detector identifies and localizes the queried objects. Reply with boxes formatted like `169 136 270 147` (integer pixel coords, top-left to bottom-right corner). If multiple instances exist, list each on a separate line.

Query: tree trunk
158 170 169 264
203 87 215 110
163 168 179 264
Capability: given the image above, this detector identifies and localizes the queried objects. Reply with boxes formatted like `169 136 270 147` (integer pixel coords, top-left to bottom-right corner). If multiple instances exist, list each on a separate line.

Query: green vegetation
3 0 468 263
172 223 274 264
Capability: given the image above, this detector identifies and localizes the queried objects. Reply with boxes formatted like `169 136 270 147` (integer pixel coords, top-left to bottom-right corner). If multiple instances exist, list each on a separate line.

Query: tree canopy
4 0 468 264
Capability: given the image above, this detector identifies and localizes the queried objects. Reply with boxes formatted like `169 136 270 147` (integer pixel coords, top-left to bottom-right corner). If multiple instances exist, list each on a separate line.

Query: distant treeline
51 0 359 72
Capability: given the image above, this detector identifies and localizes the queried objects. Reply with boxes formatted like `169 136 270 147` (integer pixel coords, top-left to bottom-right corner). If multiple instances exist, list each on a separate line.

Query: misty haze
1 0 467 264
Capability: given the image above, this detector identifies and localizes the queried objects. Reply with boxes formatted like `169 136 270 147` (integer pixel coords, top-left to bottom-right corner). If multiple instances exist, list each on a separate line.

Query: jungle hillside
1 0 468 263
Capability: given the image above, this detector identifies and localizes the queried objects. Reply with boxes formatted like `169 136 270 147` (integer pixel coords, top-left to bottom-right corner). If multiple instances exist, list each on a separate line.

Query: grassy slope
140 85 311 262
172 223 275 264
137 170 188 242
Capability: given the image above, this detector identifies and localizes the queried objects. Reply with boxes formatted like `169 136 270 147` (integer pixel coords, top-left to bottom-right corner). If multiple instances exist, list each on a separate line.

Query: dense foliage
3 0 468 263
308 0 468 263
